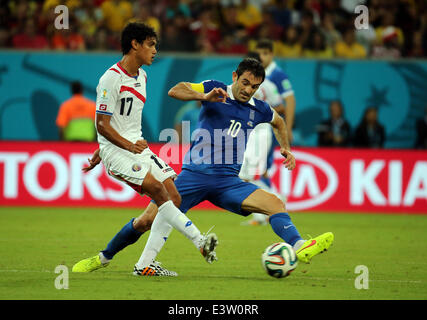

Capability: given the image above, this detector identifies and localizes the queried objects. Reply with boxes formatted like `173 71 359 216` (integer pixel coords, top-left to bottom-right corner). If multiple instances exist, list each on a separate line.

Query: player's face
256 48 273 69
135 37 157 66
232 71 263 103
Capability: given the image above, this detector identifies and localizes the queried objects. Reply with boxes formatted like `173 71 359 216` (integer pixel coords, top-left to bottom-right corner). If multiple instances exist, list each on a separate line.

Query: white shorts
100 146 177 195
239 123 273 181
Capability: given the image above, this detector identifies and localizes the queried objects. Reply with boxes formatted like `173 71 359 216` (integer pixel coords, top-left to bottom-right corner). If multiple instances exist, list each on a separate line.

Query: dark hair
235 58 265 82
121 22 157 55
71 81 83 95
246 51 261 62
330 100 343 109
256 38 273 52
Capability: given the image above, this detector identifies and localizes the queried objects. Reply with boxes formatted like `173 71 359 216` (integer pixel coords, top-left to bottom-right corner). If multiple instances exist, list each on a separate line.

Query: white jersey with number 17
95 62 148 153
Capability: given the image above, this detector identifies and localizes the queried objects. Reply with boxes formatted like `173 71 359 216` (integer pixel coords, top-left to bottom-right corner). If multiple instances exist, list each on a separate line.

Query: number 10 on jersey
227 120 241 137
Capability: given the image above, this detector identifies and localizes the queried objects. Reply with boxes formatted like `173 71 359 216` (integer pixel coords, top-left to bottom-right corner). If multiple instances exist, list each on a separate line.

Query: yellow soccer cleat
72 254 109 272
295 232 334 264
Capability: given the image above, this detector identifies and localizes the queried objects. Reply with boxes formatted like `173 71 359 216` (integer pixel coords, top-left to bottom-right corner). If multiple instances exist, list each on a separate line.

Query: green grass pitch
0 207 426 300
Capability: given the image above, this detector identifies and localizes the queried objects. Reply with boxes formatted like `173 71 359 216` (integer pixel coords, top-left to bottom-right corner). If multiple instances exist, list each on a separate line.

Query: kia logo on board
271 150 338 211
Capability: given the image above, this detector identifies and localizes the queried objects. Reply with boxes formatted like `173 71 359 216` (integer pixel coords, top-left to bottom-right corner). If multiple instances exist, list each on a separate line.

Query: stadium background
0 0 427 301
1 0 426 213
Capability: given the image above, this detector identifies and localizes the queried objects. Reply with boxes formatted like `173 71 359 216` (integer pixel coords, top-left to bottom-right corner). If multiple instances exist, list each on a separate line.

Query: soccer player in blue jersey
75 58 333 276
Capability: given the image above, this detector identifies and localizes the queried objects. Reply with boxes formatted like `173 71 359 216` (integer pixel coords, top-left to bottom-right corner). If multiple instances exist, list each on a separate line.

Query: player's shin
101 218 143 261
136 219 173 269
156 200 204 248
269 212 303 247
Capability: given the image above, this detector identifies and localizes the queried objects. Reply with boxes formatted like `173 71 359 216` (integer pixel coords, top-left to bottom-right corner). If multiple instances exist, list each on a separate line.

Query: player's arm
283 94 296 143
270 108 295 170
168 82 228 102
96 114 148 154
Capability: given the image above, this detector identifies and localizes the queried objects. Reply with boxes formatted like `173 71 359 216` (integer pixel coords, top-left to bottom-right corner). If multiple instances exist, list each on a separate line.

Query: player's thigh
207 177 259 216
241 189 286 216
141 171 170 205
174 169 210 213
141 150 178 204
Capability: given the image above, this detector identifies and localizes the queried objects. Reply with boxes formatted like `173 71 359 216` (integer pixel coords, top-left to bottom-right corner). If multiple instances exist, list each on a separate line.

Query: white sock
136 220 173 269
136 200 203 268
293 239 307 252
98 252 111 265
157 200 203 246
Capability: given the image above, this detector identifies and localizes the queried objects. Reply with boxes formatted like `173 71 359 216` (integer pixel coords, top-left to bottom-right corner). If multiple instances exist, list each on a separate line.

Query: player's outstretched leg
72 215 151 273
72 177 181 273
241 189 334 264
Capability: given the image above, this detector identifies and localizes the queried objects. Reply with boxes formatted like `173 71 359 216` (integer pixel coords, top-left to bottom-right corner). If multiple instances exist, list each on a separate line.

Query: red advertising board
0 141 426 214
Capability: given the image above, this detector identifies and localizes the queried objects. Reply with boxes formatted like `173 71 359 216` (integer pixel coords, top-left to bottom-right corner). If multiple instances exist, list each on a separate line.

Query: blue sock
269 212 303 246
101 218 143 260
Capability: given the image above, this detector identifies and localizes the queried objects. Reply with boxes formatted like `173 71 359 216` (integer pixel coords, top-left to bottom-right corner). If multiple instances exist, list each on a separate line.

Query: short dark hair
256 38 273 52
235 58 265 82
246 51 261 63
121 22 157 55
71 81 83 95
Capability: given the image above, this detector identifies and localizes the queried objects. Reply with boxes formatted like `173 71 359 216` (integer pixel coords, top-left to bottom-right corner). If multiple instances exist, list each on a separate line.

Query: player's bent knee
265 195 286 215
147 181 169 205
170 191 182 209
133 216 153 233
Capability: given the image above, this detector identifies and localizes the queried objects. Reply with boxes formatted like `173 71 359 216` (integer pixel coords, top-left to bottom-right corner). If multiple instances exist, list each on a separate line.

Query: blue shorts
174 169 259 216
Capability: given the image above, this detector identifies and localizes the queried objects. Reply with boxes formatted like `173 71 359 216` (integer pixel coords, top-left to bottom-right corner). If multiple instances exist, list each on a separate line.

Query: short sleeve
272 71 294 98
200 80 225 93
96 73 120 116
259 101 274 124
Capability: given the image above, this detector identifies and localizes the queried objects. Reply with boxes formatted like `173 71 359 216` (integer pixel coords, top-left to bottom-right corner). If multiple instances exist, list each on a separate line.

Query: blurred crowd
0 0 426 58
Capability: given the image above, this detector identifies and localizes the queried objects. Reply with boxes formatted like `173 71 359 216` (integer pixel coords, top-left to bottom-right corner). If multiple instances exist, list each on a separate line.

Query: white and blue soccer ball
261 242 298 278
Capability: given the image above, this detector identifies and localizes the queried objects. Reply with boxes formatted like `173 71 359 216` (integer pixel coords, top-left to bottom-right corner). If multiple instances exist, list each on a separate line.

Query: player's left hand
82 149 101 173
204 87 229 103
280 148 296 170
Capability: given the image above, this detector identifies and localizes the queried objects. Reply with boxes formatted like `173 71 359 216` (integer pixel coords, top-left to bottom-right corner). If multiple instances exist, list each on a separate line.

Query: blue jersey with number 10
182 80 274 176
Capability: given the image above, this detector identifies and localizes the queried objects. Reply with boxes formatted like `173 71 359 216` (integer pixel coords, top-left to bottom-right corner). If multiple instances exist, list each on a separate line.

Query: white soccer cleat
133 261 178 277
199 229 219 264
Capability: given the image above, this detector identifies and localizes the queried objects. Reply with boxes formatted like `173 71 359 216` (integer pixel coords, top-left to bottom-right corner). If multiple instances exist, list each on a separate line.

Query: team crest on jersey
132 163 142 172
249 109 255 120
247 121 254 127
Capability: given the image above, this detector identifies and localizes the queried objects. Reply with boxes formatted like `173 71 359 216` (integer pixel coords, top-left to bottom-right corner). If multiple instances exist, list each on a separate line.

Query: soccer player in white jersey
72 22 218 276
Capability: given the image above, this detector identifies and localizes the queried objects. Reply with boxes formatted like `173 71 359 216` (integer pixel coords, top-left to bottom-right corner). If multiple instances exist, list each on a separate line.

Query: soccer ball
261 242 298 278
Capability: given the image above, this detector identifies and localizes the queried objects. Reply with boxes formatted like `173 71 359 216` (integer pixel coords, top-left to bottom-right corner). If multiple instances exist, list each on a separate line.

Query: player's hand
280 148 296 170
82 149 101 173
204 87 229 103
129 139 148 154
